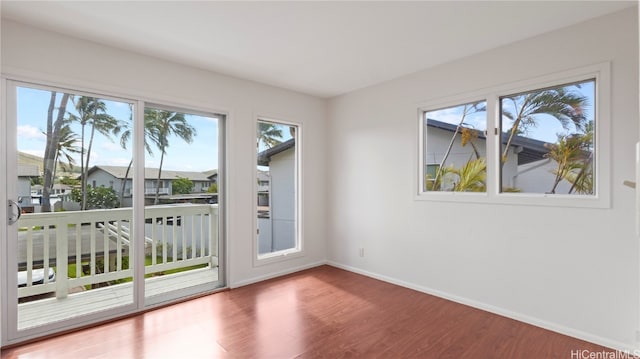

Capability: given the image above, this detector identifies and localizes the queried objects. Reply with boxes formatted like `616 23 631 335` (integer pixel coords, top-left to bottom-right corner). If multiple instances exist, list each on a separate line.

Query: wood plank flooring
1 265 618 358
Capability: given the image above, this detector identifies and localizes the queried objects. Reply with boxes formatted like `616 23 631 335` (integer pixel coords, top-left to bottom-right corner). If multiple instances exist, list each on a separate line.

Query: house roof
257 139 295 166
202 169 218 179
426 119 549 165
86 165 214 182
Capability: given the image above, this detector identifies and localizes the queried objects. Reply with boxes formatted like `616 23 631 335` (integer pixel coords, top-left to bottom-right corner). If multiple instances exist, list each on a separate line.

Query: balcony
145 188 170 195
16 204 219 330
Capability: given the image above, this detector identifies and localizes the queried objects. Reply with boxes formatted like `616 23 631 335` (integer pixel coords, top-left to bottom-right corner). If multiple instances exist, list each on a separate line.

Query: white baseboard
327 261 638 354
230 260 327 288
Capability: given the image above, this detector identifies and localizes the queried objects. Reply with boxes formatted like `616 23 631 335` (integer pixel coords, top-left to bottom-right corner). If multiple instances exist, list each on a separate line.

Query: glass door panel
143 106 223 305
7 82 136 340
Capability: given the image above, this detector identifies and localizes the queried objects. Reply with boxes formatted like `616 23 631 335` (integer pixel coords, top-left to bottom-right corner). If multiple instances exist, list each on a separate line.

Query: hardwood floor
1 265 617 358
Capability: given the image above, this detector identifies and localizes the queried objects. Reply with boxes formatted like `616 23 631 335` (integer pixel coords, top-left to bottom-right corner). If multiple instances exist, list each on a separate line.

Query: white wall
1 20 327 287
327 8 638 351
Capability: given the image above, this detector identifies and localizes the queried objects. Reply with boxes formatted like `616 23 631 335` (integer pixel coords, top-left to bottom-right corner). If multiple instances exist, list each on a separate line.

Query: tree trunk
154 151 165 205
432 109 468 189
470 141 481 160
500 95 530 169
82 122 97 210
119 159 133 205
42 92 70 212
80 122 87 210
568 153 593 194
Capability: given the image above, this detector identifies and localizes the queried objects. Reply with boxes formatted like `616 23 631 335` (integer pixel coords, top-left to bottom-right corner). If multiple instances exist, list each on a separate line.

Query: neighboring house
31 184 73 198
426 119 563 193
84 165 217 199
17 165 39 207
257 170 270 206
202 169 218 186
257 139 295 254
30 183 73 212
513 158 572 194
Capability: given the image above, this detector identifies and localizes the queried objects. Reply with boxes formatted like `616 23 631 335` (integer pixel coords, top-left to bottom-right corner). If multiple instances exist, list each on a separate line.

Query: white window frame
417 62 611 208
420 98 489 195
254 117 303 266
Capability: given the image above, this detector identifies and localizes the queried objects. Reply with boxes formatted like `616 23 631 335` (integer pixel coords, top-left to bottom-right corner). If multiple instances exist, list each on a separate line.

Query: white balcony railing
145 188 170 195
17 204 219 300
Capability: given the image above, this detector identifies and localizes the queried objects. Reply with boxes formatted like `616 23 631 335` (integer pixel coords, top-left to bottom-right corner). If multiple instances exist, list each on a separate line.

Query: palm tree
545 124 594 194
426 158 486 192
117 105 159 204
431 101 485 190
145 108 196 205
460 127 481 160
501 87 588 166
257 122 283 149
452 158 486 192
566 157 593 194
42 91 71 212
51 124 81 180
68 96 122 210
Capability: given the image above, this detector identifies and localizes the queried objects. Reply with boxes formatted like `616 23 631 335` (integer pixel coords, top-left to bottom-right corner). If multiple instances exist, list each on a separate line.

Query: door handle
8 200 21 225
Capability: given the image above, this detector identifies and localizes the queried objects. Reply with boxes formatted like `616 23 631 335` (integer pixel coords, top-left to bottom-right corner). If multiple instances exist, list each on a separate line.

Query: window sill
254 248 304 267
415 191 610 209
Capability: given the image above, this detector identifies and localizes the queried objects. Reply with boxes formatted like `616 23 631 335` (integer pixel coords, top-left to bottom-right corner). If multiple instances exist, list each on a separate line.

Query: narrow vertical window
256 120 299 258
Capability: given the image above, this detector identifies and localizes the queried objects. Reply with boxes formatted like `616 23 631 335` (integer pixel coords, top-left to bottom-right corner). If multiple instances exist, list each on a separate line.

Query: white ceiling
1 1 635 98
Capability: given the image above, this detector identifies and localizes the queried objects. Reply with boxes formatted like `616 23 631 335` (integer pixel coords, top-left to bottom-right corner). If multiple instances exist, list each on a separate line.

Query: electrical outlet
358 248 365 257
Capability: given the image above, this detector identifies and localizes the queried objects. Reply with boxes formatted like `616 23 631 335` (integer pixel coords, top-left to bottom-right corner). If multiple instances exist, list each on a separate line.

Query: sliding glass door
2 80 225 345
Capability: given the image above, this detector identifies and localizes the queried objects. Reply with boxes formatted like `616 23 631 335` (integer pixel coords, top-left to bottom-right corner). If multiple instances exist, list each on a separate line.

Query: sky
16 86 220 173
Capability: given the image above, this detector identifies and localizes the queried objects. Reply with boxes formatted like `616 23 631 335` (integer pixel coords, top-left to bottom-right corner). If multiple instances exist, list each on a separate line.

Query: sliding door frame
0 73 228 346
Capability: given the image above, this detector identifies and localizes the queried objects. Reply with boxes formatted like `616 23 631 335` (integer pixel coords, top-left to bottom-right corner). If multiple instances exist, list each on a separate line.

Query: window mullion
485 94 499 197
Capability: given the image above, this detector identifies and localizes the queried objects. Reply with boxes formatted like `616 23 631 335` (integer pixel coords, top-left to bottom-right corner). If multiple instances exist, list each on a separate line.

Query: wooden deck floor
3 265 617 358
18 268 218 330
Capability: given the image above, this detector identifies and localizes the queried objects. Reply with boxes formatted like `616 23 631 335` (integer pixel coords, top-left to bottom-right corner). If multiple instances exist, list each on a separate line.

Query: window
418 63 609 207
423 101 487 192
256 119 300 261
500 79 595 195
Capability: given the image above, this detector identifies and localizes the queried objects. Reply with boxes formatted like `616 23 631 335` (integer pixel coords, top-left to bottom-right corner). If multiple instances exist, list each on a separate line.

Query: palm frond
452 158 486 192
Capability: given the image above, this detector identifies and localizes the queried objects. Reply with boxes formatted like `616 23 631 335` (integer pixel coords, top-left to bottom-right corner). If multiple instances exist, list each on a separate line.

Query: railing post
209 205 218 267
56 221 69 299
